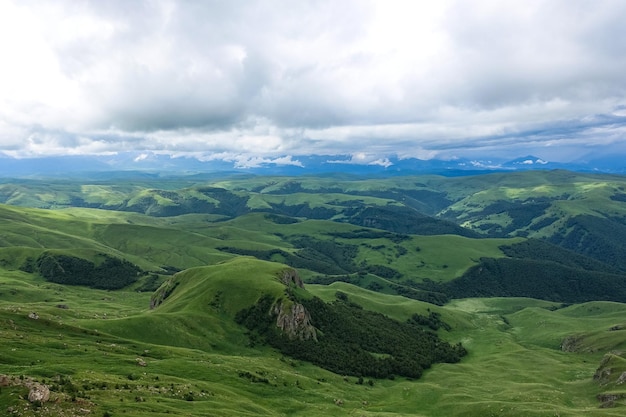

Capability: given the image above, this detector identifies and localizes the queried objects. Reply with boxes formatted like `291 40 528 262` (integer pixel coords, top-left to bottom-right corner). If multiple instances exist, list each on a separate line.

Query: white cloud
0 0 625 162
369 158 393 168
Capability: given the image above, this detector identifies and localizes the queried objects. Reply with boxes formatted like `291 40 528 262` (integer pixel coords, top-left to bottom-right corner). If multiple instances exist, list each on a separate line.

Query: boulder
597 393 624 408
28 384 50 403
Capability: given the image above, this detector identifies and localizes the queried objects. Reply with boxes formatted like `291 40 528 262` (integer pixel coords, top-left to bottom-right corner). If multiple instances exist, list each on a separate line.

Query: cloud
0 0 625 162
198 153 303 169
520 159 547 165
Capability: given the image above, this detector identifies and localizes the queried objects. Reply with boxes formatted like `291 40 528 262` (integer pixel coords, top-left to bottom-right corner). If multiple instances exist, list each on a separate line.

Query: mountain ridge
1 152 625 178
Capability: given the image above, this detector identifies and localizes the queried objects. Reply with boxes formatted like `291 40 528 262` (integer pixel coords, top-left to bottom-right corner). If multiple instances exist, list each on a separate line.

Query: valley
2 170 626 415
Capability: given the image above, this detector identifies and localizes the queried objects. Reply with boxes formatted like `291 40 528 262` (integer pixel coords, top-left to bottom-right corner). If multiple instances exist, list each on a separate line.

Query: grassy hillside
0 203 515 303
2 170 626 415
4 170 626 268
2 263 626 416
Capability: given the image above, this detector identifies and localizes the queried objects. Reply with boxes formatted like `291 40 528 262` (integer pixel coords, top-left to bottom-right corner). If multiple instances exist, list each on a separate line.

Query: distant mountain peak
1 152 626 178
505 155 549 165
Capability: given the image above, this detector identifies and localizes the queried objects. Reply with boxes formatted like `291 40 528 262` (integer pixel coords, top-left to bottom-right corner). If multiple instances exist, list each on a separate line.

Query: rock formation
279 268 304 289
28 384 50 403
273 300 317 341
150 279 179 309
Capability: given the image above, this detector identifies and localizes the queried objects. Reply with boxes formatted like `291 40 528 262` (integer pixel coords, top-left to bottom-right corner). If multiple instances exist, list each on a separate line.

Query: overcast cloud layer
1 0 626 164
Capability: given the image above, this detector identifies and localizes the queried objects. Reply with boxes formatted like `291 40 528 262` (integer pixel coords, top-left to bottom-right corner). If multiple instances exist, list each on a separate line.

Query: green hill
2 170 626 415
3 264 626 415
4 170 626 269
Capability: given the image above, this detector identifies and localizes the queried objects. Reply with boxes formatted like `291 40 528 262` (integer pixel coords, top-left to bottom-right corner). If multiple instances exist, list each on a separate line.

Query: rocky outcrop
593 350 626 408
594 354 614 384
273 300 317 341
279 269 304 289
150 279 179 309
597 393 625 408
28 383 50 403
560 335 583 352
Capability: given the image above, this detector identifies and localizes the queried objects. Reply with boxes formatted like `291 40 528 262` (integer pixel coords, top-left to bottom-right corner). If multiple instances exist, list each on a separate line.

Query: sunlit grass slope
3 263 626 416
217 213 516 282
89 258 292 353
2 171 626 415
438 170 626 236
4 202 506 291
4 171 626 271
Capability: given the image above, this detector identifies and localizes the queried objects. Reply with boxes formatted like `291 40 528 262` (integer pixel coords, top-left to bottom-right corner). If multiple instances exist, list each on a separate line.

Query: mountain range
1 152 625 178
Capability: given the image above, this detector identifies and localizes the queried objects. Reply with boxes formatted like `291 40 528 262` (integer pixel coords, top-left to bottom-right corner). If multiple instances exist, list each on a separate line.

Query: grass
3 171 626 415
3 267 626 416
5 170 626 243
1 201 514 284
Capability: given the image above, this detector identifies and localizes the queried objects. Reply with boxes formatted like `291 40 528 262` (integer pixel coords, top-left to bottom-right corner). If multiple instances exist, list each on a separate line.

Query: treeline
548 214 626 271
390 283 449 306
219 233 626 306
343 206 480 238
441 257 626 303
407 238 626 305
290 236 358 272
476 199 552 236
408 310 451 331
308 274 363 286
500 239 619 273
218 235 359 275
219 236 416 296
326 228 410 243
34 253 141 290
264 213 300 224
236 294 466 379
306 273 448 306
268 203 337 220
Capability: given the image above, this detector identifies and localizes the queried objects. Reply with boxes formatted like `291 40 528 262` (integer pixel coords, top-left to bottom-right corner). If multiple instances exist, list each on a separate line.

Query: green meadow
3 267 626 416
2 171 626 415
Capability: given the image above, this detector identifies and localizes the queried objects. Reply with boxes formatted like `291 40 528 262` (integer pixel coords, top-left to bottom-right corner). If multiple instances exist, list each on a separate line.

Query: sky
1 0 626 166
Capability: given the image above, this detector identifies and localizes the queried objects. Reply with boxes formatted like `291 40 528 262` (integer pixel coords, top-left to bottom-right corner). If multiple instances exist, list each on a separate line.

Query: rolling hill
2 169 626 415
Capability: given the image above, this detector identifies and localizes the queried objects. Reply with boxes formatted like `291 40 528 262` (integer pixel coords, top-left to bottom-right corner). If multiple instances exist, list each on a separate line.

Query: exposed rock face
598 393 625 408
273 301 317 341
560 335 583 352
273 269 317 340
28 384 50 403
594 354 613 384
150 279 179 309
28 312 39 320
279 269 304 289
